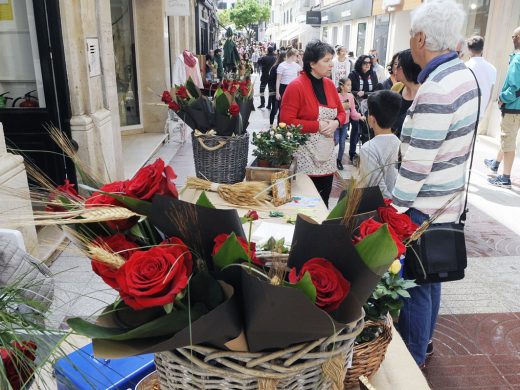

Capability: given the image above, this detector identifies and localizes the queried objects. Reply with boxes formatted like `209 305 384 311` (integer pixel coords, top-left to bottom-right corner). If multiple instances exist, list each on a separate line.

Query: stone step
37 225 67 266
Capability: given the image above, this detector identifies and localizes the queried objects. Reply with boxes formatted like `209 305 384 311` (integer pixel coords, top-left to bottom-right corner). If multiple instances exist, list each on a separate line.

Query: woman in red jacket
280 40 347 206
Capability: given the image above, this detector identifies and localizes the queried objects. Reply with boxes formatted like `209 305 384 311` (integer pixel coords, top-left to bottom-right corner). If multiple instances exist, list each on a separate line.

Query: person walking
257 46 276 108
280 40 346 206
275 48 302 123
392 0 479 369
369 49 387 83
331 46 351 88
268 51 287 122
483 28 520 188
251 48 259 73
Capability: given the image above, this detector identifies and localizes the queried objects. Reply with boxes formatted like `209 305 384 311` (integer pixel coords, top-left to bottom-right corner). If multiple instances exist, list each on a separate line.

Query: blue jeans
334 124 349 161
349 120 360 159
398 208 441 366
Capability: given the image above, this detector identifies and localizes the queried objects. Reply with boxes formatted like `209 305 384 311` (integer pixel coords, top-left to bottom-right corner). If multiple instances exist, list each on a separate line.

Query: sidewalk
48 74 520 388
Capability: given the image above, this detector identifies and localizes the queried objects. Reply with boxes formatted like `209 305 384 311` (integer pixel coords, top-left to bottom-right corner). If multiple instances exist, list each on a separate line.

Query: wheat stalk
87 244 125 269
186 177 271 206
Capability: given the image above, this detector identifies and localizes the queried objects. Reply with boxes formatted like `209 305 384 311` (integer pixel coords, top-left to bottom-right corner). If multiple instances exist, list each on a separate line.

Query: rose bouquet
161 76 254 136
251 123 309 167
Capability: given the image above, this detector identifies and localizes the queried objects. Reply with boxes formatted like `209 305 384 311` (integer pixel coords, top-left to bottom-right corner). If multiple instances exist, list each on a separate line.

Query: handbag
404 68 481 284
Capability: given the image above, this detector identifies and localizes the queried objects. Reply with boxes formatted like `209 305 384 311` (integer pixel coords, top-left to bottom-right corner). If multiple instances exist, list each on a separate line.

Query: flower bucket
192 132 249 184
154 314 364 390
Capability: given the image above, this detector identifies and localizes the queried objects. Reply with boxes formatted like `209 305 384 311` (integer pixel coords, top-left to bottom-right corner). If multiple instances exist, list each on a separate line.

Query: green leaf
215 90 230 115
129 223 148 242
288 271 316 303
326 193 347 220
354 224 398 271
397 290 411 298
196 191 215 209
163 303 173 314
186 77 201 98
212 232 251 269
67 304 206 341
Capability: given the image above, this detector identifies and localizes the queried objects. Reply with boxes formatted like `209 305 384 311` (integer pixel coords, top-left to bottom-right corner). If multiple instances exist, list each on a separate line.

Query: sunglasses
363 61 371 64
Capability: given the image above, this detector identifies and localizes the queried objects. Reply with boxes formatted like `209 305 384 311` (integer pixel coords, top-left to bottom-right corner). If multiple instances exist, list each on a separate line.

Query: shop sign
165 0 190 16
306 11 321 25
321 0 372 24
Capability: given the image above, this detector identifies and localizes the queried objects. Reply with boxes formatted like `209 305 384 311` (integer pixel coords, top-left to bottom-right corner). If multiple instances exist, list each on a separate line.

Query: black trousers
270 83 287 125
310 174 334 208
259 78 268 106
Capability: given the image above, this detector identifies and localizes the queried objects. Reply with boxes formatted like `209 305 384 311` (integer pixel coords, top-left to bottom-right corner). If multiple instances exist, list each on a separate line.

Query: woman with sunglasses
346 54 382 163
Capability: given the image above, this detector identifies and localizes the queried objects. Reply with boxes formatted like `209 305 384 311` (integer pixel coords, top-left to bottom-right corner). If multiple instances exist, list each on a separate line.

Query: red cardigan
280 72 346 133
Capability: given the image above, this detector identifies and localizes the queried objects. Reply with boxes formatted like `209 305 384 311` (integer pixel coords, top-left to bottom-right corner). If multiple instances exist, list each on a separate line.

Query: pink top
339 92 362 123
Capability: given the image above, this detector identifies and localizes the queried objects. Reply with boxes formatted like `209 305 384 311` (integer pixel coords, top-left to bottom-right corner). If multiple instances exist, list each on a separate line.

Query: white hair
410 0 466 52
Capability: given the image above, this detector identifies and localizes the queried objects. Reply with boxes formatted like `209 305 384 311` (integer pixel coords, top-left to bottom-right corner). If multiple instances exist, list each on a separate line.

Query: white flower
270 131 275 136
256 134 261 139
286 132 292 138
272 124 277 130
275 133 283 140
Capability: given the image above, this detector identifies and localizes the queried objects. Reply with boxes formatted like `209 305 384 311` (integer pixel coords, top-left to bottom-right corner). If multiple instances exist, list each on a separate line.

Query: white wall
387 10 412 61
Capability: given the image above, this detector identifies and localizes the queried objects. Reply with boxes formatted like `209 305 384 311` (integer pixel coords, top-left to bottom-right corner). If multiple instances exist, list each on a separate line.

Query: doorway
0 0 75 186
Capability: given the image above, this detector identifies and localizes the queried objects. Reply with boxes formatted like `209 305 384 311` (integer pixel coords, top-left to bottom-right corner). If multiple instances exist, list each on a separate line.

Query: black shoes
337 159 344 170
426 340 434 358
257 104 265 109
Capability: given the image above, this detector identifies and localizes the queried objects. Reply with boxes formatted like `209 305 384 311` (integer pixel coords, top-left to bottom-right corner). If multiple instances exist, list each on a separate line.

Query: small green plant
251 123 309 166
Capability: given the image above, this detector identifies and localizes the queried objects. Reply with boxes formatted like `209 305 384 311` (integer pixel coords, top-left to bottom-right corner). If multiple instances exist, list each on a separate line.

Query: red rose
85 180 138 231
212 233 263 266
46 179 83 212
91 233 139 288
1 341 37 390
289 258 350 312
115 237 192 310
357 218 406 257
161 90 172 104
229 84 238 94
228 103 240 117
127 158 178 201
377 206 418 241
168 101 180 112
239 85 249 97
245 210 259 221
176 86 189 100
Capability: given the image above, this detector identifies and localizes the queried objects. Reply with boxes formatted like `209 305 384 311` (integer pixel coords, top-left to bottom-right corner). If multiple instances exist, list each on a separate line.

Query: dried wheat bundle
186 177 271 206
87 244 125 269
2 206 140 227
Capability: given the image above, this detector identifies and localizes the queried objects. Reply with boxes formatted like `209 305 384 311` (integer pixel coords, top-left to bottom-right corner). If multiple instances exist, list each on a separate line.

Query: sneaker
337 160 344 170
488 175 512 188
350 154 359 167
426 340 434 358
484 158 499 173
257 104 265 109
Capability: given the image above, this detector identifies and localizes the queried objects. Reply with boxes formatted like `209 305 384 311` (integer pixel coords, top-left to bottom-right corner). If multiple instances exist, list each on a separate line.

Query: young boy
359 90 402 198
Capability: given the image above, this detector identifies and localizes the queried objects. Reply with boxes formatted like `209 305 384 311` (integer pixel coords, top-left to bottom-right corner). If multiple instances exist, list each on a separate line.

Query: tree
217 9 231 27
229 0 270 42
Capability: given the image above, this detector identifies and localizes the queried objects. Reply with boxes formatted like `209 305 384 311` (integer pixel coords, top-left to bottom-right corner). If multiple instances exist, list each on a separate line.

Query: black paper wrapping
92 282 244 358
238 98 254 133
288 215 381 324
214 111 240 136
183 97 215 132
150 195 245 268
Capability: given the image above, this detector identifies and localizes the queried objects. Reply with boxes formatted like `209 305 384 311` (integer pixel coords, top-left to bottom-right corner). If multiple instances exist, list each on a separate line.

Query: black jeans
310 175 334 208
270 84 287 125
259 78 268 106
349 120 360 159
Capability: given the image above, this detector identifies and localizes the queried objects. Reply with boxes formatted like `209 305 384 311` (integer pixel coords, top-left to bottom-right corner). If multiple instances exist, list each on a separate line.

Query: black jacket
348 70 381 95
258 54 276 81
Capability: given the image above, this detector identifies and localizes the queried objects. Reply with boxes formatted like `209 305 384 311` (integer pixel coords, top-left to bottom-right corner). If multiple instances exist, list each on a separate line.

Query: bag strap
460 68 481 224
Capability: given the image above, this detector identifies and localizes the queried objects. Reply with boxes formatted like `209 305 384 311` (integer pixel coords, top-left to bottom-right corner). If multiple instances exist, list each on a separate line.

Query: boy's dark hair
398 49 421 84
466 35 484 53
367 90 402 129
302 40 335 74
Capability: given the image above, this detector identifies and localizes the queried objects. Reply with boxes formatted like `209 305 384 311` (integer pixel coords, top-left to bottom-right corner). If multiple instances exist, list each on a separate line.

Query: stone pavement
49 73 520 389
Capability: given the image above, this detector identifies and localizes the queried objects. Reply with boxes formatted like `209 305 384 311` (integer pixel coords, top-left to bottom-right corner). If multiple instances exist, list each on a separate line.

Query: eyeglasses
513 34 520 39
363 61 371 64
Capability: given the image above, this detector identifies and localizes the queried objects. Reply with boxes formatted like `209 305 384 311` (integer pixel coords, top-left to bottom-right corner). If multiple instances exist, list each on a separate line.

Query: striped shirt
392 54 479 223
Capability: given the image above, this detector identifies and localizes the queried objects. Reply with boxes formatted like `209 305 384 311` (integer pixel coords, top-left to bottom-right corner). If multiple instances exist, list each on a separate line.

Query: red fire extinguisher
13 90 39 108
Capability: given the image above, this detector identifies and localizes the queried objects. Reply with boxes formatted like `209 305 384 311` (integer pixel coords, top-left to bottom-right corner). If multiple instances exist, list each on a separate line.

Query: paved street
49 73 520 389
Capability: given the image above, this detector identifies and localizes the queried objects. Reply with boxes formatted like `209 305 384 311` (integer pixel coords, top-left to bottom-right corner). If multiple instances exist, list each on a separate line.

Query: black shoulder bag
404 69 481 284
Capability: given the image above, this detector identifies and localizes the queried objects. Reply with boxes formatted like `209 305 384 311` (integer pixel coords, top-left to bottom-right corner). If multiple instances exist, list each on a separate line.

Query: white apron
295 106 337 175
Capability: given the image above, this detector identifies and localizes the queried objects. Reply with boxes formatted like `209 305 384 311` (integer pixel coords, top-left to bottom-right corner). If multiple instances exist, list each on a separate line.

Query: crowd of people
206 0 520 372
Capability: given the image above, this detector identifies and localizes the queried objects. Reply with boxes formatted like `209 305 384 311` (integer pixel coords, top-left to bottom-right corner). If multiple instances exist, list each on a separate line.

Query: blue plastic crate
54 343 155 389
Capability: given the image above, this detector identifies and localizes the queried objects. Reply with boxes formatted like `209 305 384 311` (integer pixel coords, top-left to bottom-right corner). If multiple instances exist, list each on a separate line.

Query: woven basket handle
197 137 227 151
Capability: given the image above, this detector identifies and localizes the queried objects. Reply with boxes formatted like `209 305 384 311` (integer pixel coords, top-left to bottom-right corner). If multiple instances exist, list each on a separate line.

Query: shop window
0 0 45 109
111 0 141 127
457 0 490 37
373 14 389 66
322 27 328 43
356 22 367 57
342 25 350 49
332 26 338 46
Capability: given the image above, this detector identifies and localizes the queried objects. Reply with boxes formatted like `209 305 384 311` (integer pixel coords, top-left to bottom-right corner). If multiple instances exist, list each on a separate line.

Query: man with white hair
392 0 479 368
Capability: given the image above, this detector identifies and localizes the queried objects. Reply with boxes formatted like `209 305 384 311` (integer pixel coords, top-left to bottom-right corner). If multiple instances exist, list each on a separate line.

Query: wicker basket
154 315 364 390
343 314 393 389
192 132 249 184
